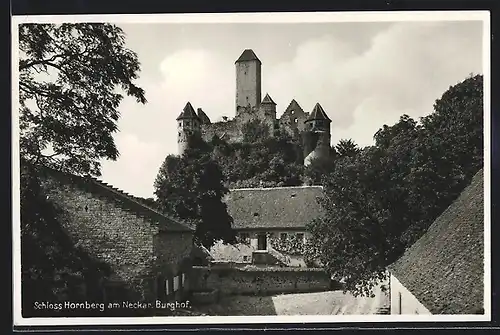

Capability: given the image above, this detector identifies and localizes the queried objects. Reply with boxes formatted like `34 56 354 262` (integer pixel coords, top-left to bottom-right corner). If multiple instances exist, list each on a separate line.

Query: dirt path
193 283 389 316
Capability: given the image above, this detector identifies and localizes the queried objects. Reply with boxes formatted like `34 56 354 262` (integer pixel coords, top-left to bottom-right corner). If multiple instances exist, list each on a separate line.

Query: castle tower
235 49 262 116
260 93 277 119
176 102 201 156
303 103 332 166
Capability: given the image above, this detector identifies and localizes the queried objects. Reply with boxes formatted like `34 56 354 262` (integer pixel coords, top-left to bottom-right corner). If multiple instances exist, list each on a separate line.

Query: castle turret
176 102 201 156
235 49 262 116
303 103 332 166
260 93 277 119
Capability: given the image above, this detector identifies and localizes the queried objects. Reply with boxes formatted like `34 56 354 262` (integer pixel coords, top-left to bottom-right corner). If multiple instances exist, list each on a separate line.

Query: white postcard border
11 10 492 327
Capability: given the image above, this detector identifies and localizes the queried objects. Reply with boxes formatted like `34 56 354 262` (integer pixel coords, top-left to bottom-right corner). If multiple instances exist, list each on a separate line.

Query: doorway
257 233 267 250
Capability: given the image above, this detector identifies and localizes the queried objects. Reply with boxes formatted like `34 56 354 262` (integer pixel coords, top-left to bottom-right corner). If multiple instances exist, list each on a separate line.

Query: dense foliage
213 120 305 188
19 23 146 314
19 23 146 176
154 136 236 248
306 74 484 296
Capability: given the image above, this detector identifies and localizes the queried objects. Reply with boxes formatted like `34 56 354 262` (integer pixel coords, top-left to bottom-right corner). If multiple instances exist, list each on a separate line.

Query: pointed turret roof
307 103 331 122
176 102 200 120
235 49 261 64
261 93 276 105
197 108 211 124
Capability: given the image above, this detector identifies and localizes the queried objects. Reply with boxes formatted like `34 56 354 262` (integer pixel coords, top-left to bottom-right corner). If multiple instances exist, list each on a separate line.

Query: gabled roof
235 49 261 64
261 93 276 105
307 103 331 122
390 169 484 314
40 167 194 233
285 99 304 112
197 108 211 124
176 102 200 121
224 186 324 230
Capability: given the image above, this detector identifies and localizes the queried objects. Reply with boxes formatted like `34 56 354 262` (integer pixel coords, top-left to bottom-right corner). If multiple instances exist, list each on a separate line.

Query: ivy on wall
268 233 305 256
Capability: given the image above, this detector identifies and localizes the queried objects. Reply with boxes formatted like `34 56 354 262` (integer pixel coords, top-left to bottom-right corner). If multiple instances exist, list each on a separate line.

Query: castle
176 49 332 166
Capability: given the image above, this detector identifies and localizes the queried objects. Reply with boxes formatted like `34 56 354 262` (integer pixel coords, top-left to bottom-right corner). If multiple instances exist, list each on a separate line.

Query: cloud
265 21 482 147
100 133 163 198
100 48 234 197
100 21 483 197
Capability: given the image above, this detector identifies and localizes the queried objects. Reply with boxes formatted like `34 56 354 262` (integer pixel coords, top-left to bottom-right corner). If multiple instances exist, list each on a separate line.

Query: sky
97 18 484 198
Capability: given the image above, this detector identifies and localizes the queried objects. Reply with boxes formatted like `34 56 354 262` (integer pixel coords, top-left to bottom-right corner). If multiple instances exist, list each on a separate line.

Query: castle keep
176 49 332 166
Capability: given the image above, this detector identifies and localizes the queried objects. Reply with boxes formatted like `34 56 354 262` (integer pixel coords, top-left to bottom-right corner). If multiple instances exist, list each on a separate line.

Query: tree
242 119 270 143
307 74 484 296
19 23 146 315
335 139 360 158
211 128 304 188
154 141 236 248
19 23 146 176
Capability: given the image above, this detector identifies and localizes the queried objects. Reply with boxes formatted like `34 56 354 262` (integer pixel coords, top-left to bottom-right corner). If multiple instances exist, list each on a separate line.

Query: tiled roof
261 93 276 105
176 102 200 121
390 168 484 314
235 49 261 64
197 108 211 124
307 103 331 122
224 186 324 230
40 167 194 233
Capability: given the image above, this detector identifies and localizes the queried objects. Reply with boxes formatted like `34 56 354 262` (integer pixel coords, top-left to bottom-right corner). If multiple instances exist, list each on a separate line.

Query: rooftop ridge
41 167 193 232
229 185 324 191
90 177 188 226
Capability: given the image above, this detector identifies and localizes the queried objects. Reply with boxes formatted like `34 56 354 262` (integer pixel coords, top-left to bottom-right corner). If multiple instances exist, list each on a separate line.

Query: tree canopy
306 74 484 296
19 23 146 176
154 136 236 248
19 23 147 316
213 121 305 188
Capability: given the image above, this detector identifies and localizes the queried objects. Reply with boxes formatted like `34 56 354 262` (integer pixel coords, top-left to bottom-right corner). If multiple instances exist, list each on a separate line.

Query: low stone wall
190 265 331 296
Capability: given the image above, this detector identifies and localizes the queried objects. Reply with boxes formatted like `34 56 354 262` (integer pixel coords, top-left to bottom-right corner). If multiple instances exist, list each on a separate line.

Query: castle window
294 118 298 123
291 110 295 115
178 132 181 137
178 122 181 127
280 233 287 242
296 233 305 244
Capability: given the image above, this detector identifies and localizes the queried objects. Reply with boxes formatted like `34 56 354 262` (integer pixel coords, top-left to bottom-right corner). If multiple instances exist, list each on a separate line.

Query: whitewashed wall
390 273 432 315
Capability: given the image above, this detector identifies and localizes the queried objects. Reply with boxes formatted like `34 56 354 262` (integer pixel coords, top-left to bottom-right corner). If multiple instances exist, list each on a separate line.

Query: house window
296 233 305 243
280 233 288 242
294 118 298 123
165 280 170 296
181 273 186 287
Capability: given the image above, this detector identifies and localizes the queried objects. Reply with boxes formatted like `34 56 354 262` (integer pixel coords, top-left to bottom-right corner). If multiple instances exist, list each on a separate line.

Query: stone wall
39 171 193 304
190 265 331 296
201 120 241 143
